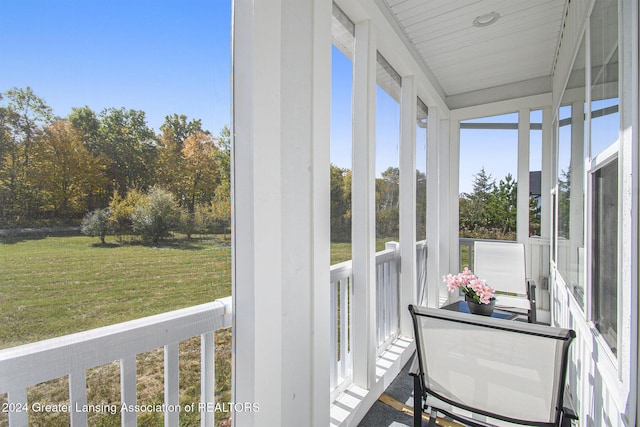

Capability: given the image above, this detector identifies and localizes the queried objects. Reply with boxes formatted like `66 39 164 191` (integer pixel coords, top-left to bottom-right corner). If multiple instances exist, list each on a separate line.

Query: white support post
569 99 585 290
164 343 179 426
232 0 331 426
399 76 417 336
447 119 458 278
7 389 28 426
517 109 531 245
426 107 440 308
120 355 137 427
620 1 639 423
351 18 377 390
69 370 88 426
541 107 553 241
201 332 214 427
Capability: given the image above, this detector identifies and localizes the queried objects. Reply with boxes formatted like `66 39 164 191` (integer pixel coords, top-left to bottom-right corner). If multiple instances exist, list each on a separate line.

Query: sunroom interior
232 0 637 426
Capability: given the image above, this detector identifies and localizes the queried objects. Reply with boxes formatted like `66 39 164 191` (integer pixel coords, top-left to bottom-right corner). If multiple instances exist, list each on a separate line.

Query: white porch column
448 119 459 278
540 107 553 240
232 0 331 426
517 109 531 244
399 75 417 335
351 19 377 390
569 99 584 289
426 107 441 308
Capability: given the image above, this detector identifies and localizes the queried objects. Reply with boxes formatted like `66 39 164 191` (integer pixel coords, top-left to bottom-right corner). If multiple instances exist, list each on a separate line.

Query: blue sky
3 1 617 193
331 45 534 191
0 0 231 135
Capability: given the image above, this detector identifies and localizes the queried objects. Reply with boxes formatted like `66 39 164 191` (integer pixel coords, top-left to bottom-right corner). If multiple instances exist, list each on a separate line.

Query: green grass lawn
330 238 398 265
0 234 232 427
0 234 397 347
0 234 232 348
0 234 397 426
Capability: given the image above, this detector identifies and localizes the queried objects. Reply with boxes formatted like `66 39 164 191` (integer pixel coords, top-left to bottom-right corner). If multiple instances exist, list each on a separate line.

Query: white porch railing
375 242 400 353
0 297 232 427
329 259 354 402
3 239 425 425
329 240 426 401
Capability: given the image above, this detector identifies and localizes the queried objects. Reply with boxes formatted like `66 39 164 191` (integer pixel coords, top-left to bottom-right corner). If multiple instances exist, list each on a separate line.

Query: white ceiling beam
446 77 552 110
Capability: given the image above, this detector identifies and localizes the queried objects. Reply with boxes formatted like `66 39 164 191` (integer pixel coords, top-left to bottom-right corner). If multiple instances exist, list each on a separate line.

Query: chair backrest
409 305 575 426
474 240 527 295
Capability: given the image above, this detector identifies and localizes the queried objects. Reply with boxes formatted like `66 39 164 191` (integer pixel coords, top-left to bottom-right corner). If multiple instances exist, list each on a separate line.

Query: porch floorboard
358 360 414 426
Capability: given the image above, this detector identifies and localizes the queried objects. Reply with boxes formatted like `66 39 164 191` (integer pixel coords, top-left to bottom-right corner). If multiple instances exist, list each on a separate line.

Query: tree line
331 164 533 243
0 87 230 234
330 164 427 242
459 167 541 240
2 86 532 241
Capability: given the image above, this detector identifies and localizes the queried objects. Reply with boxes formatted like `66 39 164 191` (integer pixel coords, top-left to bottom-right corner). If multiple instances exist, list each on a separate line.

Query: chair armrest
527 279 537 323
409 353 419 376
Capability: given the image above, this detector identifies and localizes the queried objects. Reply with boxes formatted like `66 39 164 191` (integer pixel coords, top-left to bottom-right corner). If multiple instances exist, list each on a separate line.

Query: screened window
375 53 401 246
588 0 620 356
556 105 572 244
416 98 428 242
589 0 619 160
552 0 622 348
591 158 618 355
459 113 518 241
557 33 587 308
330 4 354 262
529 110 542 237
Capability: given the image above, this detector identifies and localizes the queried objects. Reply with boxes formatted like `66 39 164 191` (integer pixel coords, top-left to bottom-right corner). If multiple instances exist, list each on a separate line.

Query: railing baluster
376 262 383 346
391 258 396 333
345 274 353 375
121 355 137 427
390 254 398 332
381 261 387 341
7 388 28 426
330 280 337 389
201 331 215 427
339 277 348 381
164 342 180 426
383 261 388 342
69 370 88 426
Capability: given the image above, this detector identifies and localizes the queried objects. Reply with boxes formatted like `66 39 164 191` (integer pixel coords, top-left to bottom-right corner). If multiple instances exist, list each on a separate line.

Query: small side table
440 300 519 320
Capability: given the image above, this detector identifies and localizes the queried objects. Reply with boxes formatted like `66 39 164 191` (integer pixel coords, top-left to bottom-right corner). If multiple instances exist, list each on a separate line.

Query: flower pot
465 295 495 316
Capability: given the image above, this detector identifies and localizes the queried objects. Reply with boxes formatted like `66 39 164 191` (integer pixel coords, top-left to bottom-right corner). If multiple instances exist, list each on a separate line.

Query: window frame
586 142 620 364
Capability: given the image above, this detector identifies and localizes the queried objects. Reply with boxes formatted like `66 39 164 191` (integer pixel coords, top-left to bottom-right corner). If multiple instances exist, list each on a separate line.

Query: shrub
108 189 145 238
81 208 112 244
178 208 196 239
131 188 180 244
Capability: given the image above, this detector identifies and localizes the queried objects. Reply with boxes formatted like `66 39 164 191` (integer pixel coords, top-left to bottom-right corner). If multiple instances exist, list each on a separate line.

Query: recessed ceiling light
473 12 500 28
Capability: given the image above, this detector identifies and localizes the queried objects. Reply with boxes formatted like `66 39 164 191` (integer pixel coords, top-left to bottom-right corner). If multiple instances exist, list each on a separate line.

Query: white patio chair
473 241 537 323
408 305 577 427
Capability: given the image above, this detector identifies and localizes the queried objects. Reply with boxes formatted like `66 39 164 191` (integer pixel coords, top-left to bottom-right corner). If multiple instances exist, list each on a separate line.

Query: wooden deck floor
358 361 465 427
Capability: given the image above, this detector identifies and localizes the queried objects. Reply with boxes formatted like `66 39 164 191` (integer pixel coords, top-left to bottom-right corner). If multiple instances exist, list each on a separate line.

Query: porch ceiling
379 0 568 108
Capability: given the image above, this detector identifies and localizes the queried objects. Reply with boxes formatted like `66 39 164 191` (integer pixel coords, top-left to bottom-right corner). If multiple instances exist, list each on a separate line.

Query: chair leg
413 374 422 427
428 410 437 427
528 281 537 323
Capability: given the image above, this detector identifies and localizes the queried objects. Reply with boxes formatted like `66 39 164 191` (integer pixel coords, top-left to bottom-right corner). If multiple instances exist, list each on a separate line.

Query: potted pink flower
443 267 496 315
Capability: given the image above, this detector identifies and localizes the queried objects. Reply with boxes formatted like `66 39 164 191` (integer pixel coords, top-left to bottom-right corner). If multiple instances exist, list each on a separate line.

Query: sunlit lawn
0 234 399 426
0 234 232 348
0 233 232 427
0 234 396 347
330 238 398 265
